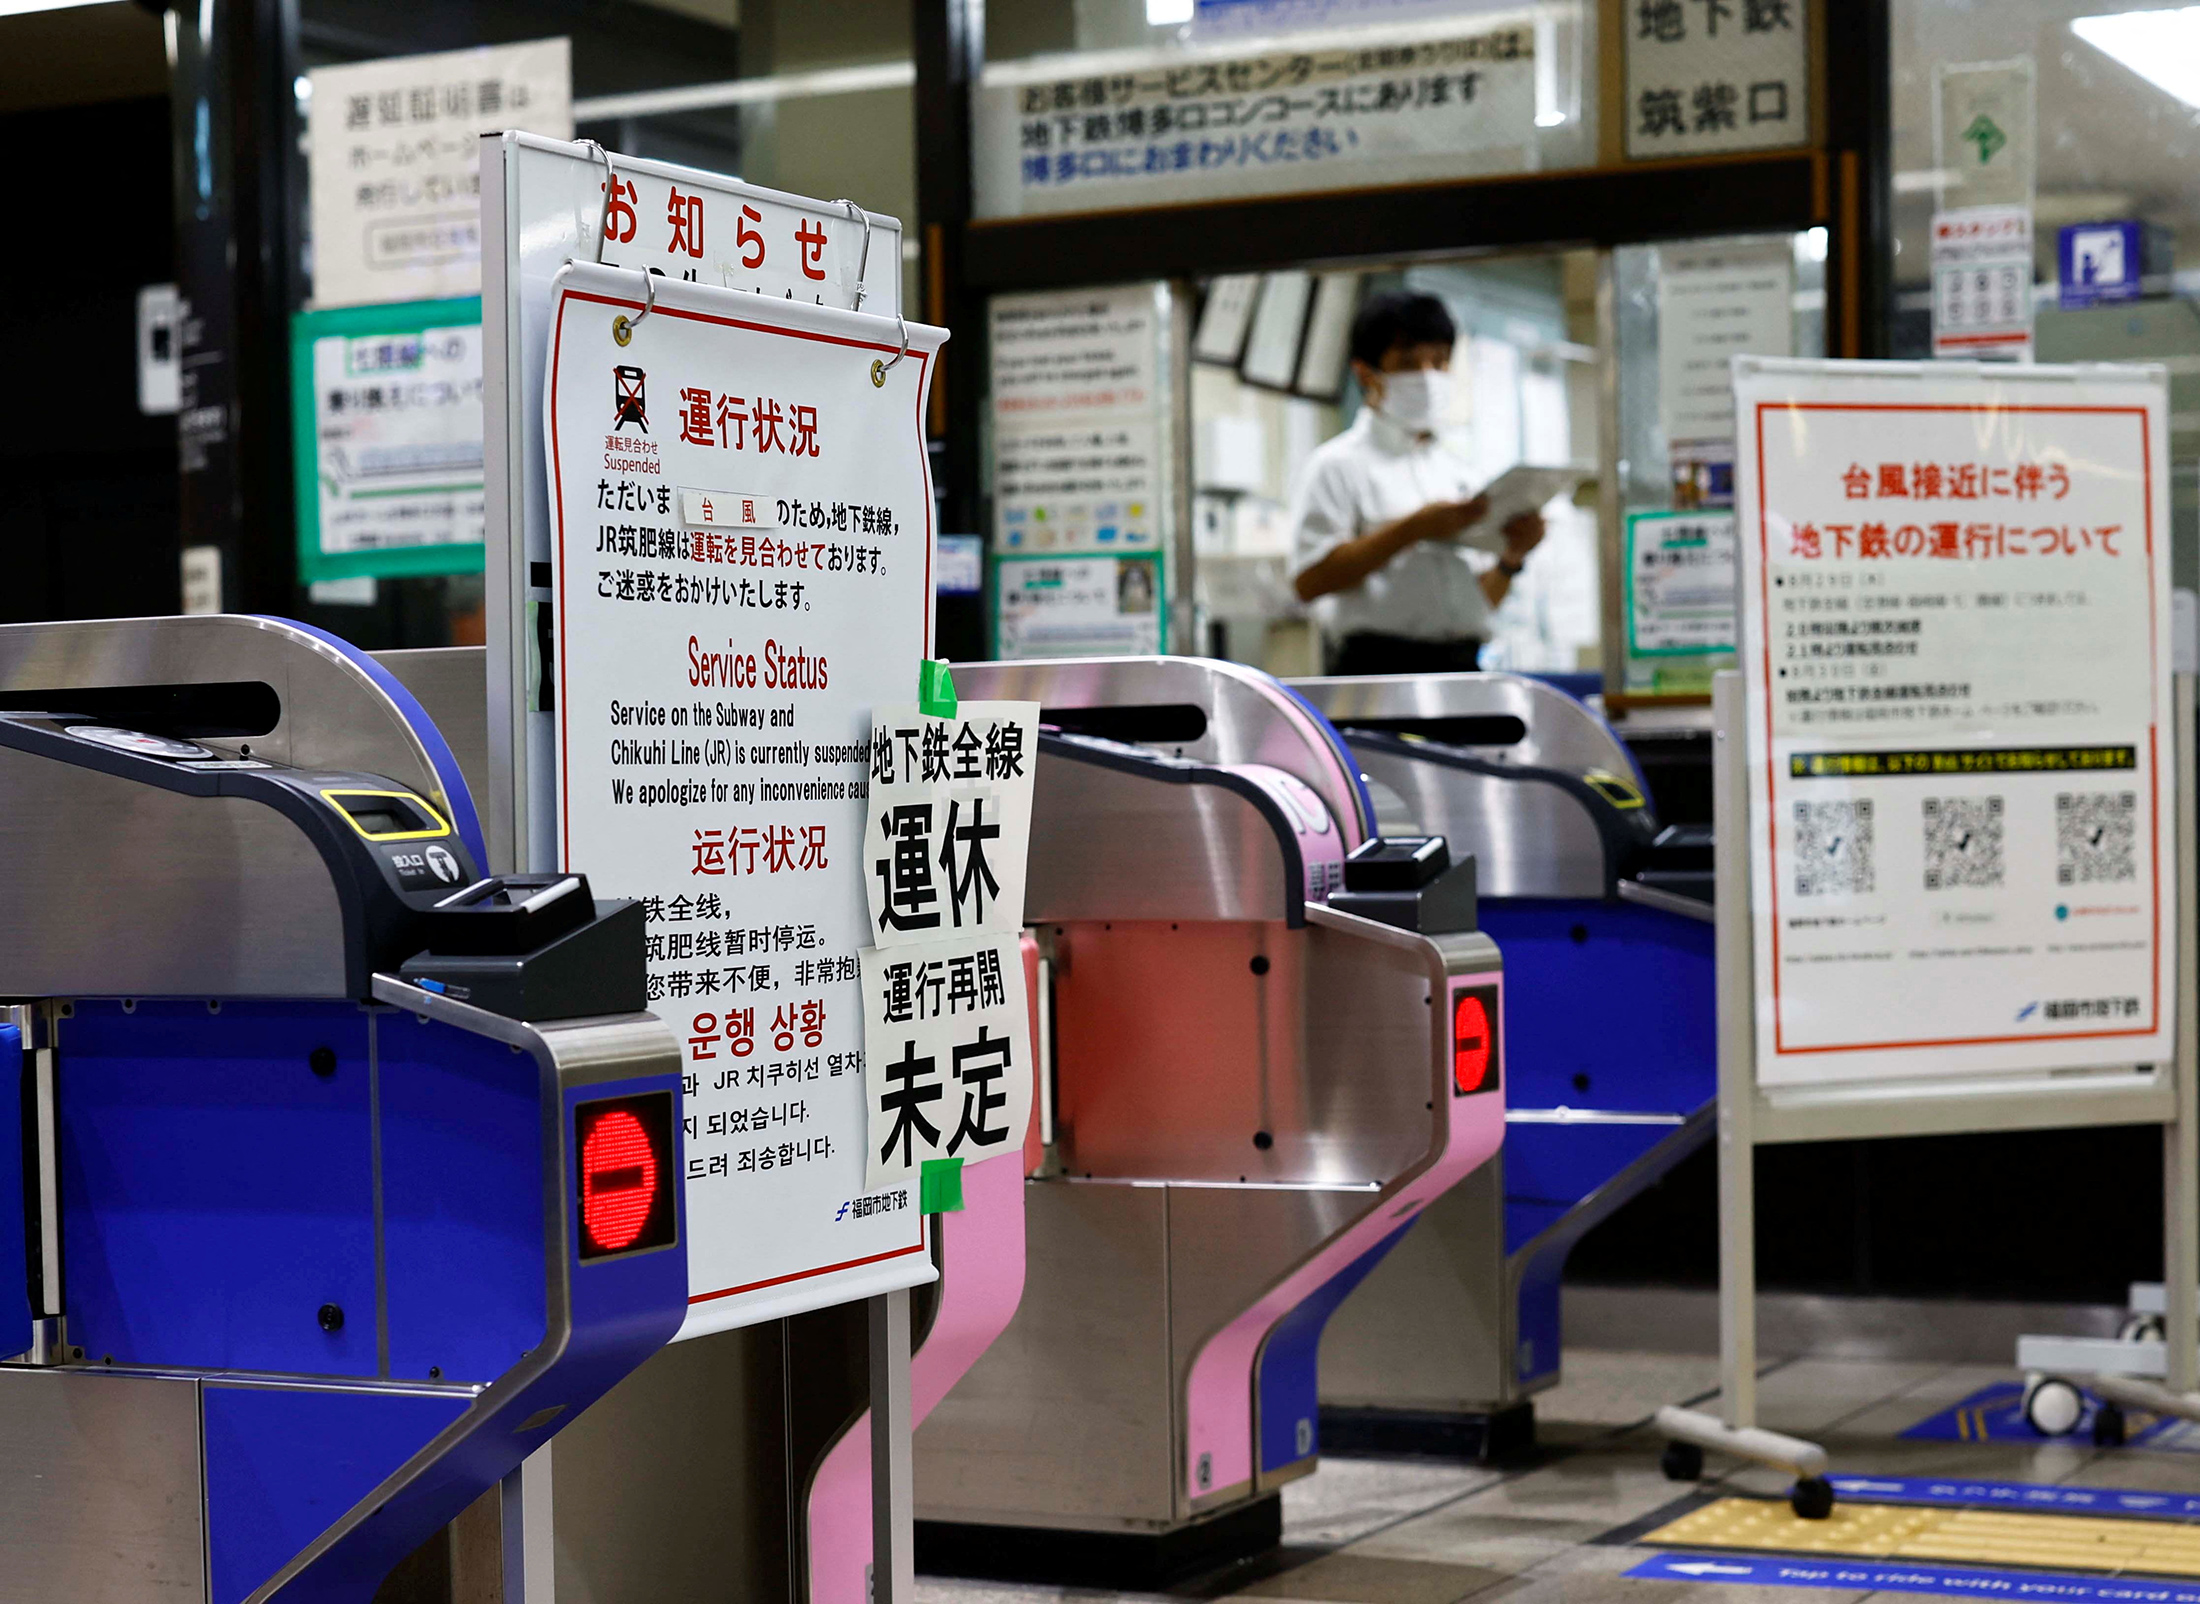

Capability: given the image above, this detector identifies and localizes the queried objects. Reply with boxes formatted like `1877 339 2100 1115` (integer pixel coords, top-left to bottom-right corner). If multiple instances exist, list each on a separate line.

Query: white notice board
1658 240 1793 452
990 284 1167 556
1735 358 2175 1088
307 39 573 308
485 132 906 883
542 259 945 1336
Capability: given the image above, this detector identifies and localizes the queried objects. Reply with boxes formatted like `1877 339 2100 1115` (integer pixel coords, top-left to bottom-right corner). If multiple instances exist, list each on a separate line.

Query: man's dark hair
1348 291 1457 369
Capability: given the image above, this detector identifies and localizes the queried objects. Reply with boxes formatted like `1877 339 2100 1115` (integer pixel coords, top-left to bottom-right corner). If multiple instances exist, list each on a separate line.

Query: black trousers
1329 631 1485 676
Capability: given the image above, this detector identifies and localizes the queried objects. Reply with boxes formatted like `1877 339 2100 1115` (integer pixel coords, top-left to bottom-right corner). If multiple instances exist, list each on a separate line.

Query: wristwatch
1497 554 1526 577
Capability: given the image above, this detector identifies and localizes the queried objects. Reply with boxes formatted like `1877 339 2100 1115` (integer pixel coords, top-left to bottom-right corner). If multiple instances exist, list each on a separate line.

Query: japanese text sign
308 39 572 308
973 21 1537 219
291 298 487 582
861 935 1033 1189
1625 0 1808 161
858 701 1038 1190
1932 206 2034 362
1734 357 2175 1089
1626 509 1737 658
544 258 948 1336
862 702 1039 948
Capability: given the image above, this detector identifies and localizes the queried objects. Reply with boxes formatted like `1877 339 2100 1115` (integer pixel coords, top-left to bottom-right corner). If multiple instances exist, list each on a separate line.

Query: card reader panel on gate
0 710 640 1013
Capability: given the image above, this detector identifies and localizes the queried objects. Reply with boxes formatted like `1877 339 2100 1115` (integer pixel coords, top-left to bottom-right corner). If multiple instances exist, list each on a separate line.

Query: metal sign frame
481 130 904 876
1662 665 2199 1501
477 130 922 1600
1717 661 2198 1376
1660 352 2199 1502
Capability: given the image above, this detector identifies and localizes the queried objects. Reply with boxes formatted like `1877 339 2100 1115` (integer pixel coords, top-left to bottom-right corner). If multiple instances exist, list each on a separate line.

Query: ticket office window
1887 0 2200 590
1189 251 1603 678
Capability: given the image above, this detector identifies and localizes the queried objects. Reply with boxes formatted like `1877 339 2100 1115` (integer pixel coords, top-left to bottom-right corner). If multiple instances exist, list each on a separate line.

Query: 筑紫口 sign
1735 357 2176 1088
543 258 948 1336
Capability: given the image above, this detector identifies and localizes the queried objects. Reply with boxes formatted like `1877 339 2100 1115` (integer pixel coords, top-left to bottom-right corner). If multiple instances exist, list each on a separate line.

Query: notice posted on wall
995 552 1165 659
1735 357 2175 1088
990 285 1167 556
1932 205 2034 362
293 300 486 581
306 37 572 308
1625 509 1737 659
544 259 948 1335
857 699 1038 1189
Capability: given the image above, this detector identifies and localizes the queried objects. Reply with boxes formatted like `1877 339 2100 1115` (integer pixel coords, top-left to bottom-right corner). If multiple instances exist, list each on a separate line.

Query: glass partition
1887 0 2200 588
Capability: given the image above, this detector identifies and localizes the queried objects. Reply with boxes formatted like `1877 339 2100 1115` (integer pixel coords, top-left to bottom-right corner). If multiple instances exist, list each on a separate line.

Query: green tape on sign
920 1157 965 1214
919 659 958 719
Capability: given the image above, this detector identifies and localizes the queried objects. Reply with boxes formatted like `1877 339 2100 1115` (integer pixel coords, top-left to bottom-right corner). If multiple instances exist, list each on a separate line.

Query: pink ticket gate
801 937 1044 1604
907 658 1508 1588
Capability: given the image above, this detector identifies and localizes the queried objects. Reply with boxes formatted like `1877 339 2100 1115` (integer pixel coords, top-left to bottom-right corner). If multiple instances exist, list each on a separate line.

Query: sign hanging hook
836 198 908 386
613 269 656 347
581 139 618 264
870 317 909 388
836 199 874 313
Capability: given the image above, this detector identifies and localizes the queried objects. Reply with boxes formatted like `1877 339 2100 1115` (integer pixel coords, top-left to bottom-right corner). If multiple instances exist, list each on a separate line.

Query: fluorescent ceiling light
0 0 115 13
2073 7 2200 108
1147 0 1194 24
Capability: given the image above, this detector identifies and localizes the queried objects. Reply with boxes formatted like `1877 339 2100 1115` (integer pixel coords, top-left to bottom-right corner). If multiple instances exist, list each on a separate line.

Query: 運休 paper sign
858 701 1039 1189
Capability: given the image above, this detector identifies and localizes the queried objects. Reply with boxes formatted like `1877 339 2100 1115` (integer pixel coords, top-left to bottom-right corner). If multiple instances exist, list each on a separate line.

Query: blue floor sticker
1629 1552 2200 1599
1904 1385 2188 1450
1822 1474 2200 1519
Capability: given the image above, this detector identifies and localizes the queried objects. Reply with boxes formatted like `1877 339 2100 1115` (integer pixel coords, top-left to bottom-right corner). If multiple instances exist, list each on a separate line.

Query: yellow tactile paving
1645 1497 2200 1579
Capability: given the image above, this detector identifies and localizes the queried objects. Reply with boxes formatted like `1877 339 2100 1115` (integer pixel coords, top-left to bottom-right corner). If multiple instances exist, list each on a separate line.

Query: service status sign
1735 358 2175 1088
544 259 948 1334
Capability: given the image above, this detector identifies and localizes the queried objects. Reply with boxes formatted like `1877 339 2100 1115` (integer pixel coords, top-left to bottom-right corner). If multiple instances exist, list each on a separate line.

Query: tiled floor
914 1349 2200 1604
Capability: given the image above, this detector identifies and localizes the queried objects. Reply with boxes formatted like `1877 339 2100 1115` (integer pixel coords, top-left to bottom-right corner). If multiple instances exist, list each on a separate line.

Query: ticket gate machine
1290 672 1714 1455
914 658 1506 1586
0 616 686 1604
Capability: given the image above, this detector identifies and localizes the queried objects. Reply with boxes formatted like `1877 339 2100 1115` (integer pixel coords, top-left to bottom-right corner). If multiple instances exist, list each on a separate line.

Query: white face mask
1376 368 1452 433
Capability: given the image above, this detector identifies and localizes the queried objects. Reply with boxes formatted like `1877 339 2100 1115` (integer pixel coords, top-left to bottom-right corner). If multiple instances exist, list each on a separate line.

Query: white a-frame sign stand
1657 357 2198 1516
480 131 941 1602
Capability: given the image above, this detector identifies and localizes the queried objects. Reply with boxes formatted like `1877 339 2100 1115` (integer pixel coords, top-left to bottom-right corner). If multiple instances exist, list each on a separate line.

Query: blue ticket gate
1292 672 1715 1456
0 616 686 1603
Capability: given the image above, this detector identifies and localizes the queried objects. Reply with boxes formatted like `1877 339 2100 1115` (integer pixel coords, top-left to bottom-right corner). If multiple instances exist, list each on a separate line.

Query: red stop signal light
1452 990 1498 1096
575 1092 677 1261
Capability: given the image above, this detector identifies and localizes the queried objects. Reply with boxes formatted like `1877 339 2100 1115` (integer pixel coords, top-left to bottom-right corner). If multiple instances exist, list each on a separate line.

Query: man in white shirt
1291 292 1545 675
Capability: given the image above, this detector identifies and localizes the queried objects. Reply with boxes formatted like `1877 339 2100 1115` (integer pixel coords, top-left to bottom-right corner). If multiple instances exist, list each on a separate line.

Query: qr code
1793 799 1874 897
2057 791 2138 885
1922 796 2004 890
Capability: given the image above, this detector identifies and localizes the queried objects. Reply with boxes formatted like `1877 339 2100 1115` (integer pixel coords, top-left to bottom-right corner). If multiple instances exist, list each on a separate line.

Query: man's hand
1418 493 1490 544
1501 510 1545 559
1476 510 1545 609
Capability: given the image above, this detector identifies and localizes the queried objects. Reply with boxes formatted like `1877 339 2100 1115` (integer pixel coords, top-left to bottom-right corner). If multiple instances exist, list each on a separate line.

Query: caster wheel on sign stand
2024 1376 2086 1438
1790 1476 1836 1521
2094 1401 2127 1448
1661 1440 1704 1482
